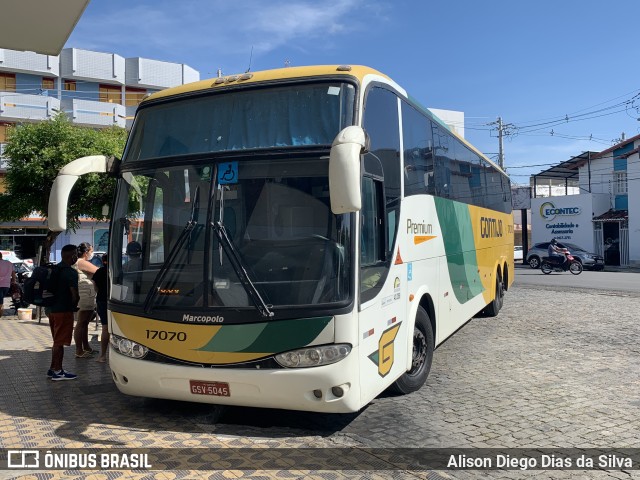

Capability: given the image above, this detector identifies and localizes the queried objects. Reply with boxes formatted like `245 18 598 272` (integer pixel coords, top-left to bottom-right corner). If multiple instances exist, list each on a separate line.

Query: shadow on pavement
0 317 362 448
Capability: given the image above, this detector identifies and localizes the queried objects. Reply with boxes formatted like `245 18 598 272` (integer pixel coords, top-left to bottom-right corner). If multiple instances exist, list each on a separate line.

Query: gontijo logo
480 216 503 238
540 202 581 221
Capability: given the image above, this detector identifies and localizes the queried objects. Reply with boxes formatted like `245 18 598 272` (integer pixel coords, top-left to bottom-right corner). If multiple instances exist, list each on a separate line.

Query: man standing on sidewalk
47 244 80 381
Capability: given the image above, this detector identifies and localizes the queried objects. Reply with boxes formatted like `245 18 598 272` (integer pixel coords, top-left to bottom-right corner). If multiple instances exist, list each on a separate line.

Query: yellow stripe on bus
413 235 437 245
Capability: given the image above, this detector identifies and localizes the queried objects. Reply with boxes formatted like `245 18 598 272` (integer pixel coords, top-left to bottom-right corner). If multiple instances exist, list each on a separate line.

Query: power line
506 88 640 127
484 89 640 160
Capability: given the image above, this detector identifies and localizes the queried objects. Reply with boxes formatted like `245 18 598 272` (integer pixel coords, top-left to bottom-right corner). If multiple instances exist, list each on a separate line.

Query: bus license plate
189 380 230 397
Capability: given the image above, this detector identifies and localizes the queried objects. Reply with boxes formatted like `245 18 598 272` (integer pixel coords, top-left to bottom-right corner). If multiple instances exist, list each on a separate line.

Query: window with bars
99 84 121 103
613 171 627 194
0 123 11 143
125 87 146 106
42 77 55 90
0 73 17 92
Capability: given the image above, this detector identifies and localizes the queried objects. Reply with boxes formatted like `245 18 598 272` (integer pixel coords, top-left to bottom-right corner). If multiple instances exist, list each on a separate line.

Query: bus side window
401 101 434 197
361 85 401 304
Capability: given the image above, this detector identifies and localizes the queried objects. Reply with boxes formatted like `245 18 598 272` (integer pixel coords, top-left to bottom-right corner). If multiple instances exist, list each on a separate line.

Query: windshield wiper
213 220 274 318
143 186 200 314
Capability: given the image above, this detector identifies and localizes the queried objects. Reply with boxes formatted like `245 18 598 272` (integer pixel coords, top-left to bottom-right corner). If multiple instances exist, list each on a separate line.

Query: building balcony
60 48 125 85
0 49 59 77
0 92 60 122
125 57 199 89
61 98 126 128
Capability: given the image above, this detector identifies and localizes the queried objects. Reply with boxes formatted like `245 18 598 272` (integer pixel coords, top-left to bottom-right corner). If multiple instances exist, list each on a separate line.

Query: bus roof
144 65 390 103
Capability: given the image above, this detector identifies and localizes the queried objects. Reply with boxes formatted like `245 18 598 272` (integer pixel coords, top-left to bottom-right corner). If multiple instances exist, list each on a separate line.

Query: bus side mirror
48 155 114 232
329 126 366 214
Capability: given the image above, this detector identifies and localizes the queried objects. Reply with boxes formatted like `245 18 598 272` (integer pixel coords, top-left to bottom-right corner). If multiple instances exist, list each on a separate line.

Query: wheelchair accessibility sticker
218 162 238 185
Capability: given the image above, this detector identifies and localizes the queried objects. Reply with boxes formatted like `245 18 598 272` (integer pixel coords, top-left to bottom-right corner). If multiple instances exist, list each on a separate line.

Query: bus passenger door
358 175 407 403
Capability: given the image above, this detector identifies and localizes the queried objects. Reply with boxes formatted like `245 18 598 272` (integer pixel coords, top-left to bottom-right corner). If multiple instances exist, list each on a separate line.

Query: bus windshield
110 158 352 312
124 82 356 162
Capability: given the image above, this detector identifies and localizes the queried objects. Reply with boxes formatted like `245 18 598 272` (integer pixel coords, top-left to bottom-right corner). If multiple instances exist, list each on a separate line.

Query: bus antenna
246 46 253 73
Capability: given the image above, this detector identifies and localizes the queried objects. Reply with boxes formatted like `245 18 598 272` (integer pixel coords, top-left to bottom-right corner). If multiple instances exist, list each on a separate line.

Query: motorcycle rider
547 238 567 267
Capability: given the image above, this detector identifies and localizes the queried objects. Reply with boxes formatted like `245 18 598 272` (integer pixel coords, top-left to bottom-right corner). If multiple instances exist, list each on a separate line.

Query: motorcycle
540 249 583 275
10 281 29 311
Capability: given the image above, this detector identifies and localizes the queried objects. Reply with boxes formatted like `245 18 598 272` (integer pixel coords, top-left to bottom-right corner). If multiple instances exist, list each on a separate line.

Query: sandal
75 351 93 358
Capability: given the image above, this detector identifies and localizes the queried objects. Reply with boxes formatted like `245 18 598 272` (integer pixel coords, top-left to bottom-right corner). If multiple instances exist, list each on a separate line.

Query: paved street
1 272 639 479
514 262 640 294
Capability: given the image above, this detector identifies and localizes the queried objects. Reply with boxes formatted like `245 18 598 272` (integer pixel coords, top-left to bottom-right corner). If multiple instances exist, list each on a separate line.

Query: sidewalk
0 305 369 479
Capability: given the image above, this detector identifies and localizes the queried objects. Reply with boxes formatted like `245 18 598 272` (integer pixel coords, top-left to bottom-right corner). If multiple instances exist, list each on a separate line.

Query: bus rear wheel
390 306 434 395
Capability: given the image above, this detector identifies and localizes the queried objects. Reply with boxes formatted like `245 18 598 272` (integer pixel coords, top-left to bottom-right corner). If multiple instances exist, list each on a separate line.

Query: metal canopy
531 151 597 181
0 0 89 56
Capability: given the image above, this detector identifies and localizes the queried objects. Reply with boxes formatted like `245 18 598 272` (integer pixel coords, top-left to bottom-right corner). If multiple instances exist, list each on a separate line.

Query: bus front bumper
108 346 363 413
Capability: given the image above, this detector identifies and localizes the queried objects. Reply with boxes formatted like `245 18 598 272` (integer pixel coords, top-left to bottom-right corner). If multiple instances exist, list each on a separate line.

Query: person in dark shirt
47 244 79 381
92 253 109 363
547 238 566 266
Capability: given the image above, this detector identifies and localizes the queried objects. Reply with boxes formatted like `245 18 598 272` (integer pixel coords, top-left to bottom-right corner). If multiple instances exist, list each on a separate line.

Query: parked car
526 242 604 270
514 246 524 261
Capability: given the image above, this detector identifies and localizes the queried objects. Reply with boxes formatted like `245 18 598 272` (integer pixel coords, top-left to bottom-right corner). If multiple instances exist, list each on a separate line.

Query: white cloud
69 0 373 64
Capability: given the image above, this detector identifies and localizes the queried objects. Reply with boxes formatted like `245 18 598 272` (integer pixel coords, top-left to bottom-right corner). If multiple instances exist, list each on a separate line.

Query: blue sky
67 0 640 185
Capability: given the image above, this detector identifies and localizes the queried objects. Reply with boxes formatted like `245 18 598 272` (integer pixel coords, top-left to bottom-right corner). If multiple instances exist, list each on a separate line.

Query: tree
0 114 128 262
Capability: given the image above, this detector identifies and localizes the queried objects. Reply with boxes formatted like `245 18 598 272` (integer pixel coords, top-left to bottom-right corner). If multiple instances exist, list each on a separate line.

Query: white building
0 47 199 258
530 136 639 267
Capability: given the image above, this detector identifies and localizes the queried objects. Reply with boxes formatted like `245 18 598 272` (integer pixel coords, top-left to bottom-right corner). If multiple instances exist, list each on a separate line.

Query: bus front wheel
390 306 434 395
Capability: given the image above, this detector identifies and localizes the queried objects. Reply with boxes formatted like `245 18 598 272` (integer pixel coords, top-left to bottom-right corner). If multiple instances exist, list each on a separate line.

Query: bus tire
483 272 504 317
390 306 434 395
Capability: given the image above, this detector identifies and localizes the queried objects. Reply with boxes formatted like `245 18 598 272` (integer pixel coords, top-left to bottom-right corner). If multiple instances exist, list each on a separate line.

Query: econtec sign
540 202 581 220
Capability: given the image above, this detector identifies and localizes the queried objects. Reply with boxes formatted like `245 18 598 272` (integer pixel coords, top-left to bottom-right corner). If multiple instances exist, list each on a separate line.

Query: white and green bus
49 65 513 413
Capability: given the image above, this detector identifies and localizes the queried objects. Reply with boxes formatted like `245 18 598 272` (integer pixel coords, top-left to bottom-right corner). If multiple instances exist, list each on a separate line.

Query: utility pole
489 117 513 170
497 116 505 170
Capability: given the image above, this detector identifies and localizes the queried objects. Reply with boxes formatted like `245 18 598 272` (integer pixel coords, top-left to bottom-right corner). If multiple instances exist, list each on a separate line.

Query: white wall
531 193 609 251
579 155 614 196
49 226 106 262
533 183 579 197
628 151 640 265
60 48 125 84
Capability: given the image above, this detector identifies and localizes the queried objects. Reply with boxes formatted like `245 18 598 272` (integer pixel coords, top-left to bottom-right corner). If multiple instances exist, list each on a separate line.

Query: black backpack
23 263 60 307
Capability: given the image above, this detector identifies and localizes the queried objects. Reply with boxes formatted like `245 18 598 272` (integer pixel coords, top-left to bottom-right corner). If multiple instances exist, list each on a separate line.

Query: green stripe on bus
197 316 333 353
434 197 484 304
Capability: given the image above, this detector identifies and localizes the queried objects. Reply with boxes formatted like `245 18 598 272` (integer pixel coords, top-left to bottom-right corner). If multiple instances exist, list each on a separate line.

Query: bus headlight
110 334 148 359
275 344 351 368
